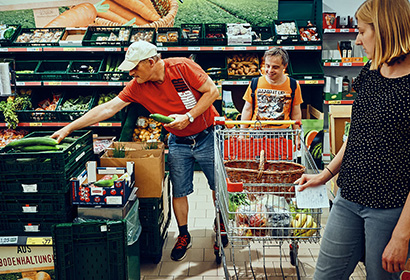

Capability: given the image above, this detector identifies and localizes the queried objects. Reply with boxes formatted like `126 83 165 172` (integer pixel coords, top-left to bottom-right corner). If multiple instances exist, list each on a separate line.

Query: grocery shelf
43 81 123 86
43 47 121 52
323 62 365 67
220 79 324 86
323 28 359 33
0 236 52 246
0 122 121 127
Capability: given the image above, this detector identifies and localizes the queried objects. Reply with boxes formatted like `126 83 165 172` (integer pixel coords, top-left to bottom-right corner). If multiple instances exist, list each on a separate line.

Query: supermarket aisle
140 171 367 280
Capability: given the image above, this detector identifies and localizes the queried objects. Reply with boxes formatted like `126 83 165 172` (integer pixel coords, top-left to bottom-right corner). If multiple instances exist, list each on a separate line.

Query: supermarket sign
0 246 54 276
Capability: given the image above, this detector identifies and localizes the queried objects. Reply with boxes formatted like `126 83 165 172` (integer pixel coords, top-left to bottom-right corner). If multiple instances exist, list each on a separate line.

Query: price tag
22 184 38 193
305 46 318 50
0 236 18 245
233 47 247 51
325 29 336 33
157 47 168 51
27 237 52 245
222 81 234 85
340 29 350 33
304 80 319 84
328 100 342 104
256 46 269 50
108 82 122 86
282 46 295 50
27 47 41 52
188 47 200 51
104 47 118 52
16 82 26 86
63 48 76 51
342 62 352 67
29 123 42 126
77 82 91 86
0 48 8 52
213 47 225 51
99 122 112 127
22 205 37 213
330 62 340 66
45 81 61 86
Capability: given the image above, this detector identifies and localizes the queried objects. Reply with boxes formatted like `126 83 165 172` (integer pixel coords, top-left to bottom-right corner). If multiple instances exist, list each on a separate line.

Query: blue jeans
168 128 215 198
314 191 409 280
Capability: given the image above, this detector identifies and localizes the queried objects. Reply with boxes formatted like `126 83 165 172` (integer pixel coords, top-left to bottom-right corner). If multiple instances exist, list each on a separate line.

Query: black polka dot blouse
337 62 410 209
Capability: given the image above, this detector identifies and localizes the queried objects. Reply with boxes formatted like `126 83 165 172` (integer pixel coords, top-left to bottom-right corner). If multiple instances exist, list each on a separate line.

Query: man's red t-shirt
118 57 218 137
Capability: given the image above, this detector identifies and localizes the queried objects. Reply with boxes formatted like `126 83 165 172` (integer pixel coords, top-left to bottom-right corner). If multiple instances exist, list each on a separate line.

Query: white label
340 29 350 33
106 196 122 205
325 29 336 33
256 46 269 50
296 185 329 208
305 46 317 50
188 47 200 51
233 47 247 51
282 46 295 50
16 82 26 86
108 82 122 86
22 184 38 193
104 48 117 52
0 236 18 245
157 47 168 51
213 47 225 51
91 187 104 195
27 48 41 52
77 82 90 86
0 48 8 52
75 151 85 162
24 225 40 232
342 62 352 66
22 205 37 213
100 225 108 232
330 62 340 66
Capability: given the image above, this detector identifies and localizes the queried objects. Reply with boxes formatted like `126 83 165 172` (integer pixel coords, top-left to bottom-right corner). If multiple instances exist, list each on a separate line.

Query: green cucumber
20 145 60 152
149 113 175 124
6 137 58 148
94 174 119 187
61 137 77 143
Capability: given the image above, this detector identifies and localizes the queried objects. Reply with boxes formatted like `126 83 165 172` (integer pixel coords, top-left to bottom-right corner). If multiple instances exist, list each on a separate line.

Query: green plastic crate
57 92 95 122
13 27 65 46
204 23 227 46
180 23 203 46
34 60 70 81
68 60 103 81
14 60 40 81
252 26 275 45
0 24 21 46
82 26 131 46
288 51 323 79
129 27 155 44
156 27 180 46
18 92 62 122
0 130 93 176
52 220 128 280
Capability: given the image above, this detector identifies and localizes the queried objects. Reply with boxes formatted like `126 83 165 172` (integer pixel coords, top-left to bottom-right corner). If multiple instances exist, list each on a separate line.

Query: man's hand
50 127 72 144
164 114 190 130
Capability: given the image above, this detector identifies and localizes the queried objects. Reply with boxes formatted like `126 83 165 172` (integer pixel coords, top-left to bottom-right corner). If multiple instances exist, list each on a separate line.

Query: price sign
330 62 340 66
340 29 350 33
27 47 41 52
63 48 76 51
0 48 8 52
256 46 269 51
325 29 336 33
213 47 225 51
233 47 247 51
16 82 26 86
188 47 200 51
342 62 352 67
77 82 91 86
305 46 318 50
45 81 61 86
99 122 112 127
157 47 168 51
29 123 43 127
104 47 118 52
282 46 295 50
27 237 52 245
108 82 122 86
304 80 320 84
327 100 342 104
0 236 18 245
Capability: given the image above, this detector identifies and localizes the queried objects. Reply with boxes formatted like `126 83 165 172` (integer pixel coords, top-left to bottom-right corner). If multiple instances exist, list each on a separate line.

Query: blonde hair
356 0 410 69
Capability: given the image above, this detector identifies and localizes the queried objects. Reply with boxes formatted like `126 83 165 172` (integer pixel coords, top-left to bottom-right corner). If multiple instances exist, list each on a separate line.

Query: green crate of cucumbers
100 54 132 82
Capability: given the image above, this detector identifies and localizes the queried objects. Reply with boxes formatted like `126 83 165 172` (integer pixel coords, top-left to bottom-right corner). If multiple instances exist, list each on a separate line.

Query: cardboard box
329 105 352 155
323 13 337 29
59 27 86 46
0 245 54 279
100 143 165 198
78 197 136 220
71 161 135 206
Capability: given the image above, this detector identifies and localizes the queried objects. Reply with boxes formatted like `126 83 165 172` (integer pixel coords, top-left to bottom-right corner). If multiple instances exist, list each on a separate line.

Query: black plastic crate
0 191 73 215
155 27 180 46
100 54 132 82
14 60 40 81
57 92 95 122
204 23 227 46
196 53 227 80
18 92 62 122
274 20 299 45
35 60 70 81
0 24 21 46
0 210 76 236
82 26 131 46
0 130 93 176
252 26 275 45
180 24 203 46
129 27 155 44
288 51 323 79
52 220 128 280
13 28 65 46
68 60 103 81
0 159 86 194
298 24 321 45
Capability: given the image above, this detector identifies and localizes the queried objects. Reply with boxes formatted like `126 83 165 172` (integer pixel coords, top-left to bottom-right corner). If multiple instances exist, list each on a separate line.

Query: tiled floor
140 171 367 280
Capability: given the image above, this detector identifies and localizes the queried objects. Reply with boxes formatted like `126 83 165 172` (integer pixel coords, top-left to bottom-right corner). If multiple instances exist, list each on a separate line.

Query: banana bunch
291 213 317 237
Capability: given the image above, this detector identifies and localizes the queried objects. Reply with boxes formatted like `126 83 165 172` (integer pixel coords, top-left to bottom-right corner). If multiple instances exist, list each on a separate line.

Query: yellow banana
302 222 317 237
304 215 314 229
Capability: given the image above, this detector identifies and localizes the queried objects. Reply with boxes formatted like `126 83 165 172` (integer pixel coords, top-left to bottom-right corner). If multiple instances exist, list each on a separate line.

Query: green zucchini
149 113 175 124
94 174 118 187
6 137 58 148
20 145 60 152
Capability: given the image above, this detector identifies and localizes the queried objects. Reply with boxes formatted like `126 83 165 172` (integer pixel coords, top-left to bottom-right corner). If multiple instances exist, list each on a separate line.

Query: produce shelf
323 28 358 33
0 122 122 127
323 62 365 67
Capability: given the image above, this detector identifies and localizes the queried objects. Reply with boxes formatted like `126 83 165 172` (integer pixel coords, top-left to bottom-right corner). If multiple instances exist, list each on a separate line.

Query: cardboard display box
100 142 165 198
329 105 352 155
71 161 135 206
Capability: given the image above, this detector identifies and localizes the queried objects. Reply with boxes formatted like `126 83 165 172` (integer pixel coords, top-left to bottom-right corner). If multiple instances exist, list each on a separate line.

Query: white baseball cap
118 40 158 71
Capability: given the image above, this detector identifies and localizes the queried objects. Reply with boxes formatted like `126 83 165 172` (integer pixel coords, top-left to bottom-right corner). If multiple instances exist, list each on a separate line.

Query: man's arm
290 104 302 129
166 76 219 130
51 96 130 142
240 101 253 128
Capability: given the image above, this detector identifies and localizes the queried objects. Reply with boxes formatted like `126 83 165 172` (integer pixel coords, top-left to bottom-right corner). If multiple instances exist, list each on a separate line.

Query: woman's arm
296 139 347 191
382 194 410 273
51 96 130 142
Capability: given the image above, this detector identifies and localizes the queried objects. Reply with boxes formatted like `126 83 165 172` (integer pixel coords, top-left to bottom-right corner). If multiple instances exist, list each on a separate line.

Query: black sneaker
170 234 192 261
214 217 229 247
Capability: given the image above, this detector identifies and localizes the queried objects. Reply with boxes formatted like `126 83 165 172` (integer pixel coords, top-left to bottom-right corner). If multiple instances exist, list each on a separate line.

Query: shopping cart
213 118 322 280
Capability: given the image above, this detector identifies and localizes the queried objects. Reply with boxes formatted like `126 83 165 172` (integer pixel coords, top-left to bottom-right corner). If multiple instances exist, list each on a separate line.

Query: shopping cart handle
226 178 243 192
214 118 302 127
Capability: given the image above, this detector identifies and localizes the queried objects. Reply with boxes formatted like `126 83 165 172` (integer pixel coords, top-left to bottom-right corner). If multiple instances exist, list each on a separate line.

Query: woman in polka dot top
296 0 410 279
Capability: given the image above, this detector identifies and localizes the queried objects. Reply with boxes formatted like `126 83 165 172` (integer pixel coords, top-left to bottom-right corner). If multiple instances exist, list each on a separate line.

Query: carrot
113 0 160 22
44 3 97 27
102 0 150 25
138 0 160 18
97 10 128 24
93 17 121 26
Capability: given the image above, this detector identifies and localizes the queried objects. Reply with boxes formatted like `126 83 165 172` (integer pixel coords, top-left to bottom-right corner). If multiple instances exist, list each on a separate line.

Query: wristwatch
186 112 194 123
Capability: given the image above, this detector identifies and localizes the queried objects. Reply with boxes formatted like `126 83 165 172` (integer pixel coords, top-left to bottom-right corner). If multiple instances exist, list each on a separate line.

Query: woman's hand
382 236 409 273
294 172 329 192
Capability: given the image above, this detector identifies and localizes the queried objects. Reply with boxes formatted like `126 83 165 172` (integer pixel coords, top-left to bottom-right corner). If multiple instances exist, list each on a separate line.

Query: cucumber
20 145 60 152
6 137 58 148
61 137 77 143
149 113 175 124
94 174 118 187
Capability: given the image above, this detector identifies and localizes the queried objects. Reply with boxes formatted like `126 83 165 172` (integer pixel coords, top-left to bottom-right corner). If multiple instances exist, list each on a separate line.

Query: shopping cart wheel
289 244 298 266
214 242 222 265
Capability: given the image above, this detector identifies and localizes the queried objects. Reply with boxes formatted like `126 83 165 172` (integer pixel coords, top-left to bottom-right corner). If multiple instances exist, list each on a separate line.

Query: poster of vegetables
0 0 278 28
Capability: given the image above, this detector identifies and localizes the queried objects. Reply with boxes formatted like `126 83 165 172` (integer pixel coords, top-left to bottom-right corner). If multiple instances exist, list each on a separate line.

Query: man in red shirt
51 40 222 261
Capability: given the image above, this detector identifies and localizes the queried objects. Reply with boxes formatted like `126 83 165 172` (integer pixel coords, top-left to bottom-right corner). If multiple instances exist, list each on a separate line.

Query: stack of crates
0 130 94 236
138 173 171 263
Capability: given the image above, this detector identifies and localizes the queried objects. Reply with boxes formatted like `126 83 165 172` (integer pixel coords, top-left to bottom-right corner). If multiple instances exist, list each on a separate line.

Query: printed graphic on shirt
172 78 197 109
256 89 291 120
